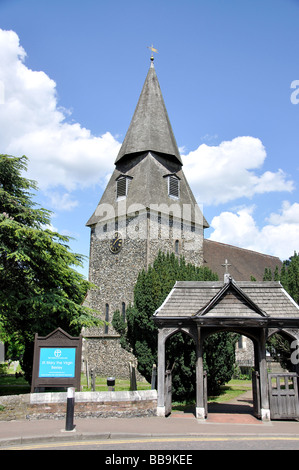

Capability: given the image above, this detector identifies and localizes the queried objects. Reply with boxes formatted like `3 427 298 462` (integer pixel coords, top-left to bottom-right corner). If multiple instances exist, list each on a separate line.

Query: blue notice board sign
39 347 76 378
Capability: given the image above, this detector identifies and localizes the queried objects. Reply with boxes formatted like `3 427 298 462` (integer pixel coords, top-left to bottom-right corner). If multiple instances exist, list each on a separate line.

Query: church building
83 54 282 378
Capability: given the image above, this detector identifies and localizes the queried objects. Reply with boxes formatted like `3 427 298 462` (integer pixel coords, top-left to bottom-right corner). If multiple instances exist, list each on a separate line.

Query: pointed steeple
115 59 182 165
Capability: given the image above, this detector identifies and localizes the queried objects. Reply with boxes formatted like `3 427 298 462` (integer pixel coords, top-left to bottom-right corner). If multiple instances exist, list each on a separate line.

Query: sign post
31 328 82 392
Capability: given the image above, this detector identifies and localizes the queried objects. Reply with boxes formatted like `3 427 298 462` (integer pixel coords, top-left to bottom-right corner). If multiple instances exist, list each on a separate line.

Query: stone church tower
84 56 208 378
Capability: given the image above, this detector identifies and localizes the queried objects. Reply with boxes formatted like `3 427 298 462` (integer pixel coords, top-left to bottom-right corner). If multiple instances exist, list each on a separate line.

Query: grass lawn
80 375 152 392
0 374 31 396
172 379 252 411
207 379 251 403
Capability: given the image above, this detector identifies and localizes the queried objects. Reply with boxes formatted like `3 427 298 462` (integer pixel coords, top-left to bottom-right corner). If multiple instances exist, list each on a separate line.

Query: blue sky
0 0 299 278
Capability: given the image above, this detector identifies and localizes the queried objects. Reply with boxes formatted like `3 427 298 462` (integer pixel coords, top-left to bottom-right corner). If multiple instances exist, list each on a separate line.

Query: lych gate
153 274 299 421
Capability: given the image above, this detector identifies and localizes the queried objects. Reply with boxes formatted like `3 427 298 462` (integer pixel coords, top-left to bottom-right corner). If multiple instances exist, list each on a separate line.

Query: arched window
122 302 126 322
175 239 179 254
104 304 109 334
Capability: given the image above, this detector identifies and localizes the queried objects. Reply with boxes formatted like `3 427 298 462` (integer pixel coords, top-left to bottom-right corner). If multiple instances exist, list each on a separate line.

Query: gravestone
129 362 137 391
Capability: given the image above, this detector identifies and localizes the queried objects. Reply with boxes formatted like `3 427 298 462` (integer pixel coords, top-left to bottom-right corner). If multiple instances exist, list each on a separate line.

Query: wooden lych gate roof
153 279 299 328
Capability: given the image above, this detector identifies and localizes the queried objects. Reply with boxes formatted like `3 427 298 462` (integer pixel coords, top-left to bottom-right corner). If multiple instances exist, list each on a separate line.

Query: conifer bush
113 251 238 399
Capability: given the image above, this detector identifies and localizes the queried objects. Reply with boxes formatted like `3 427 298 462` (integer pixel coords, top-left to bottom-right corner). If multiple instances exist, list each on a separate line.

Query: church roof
203 239 282 281
115 59 182 165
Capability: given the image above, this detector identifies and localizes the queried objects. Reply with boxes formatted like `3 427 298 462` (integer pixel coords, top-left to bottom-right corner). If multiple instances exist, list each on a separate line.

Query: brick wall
0 390 157 421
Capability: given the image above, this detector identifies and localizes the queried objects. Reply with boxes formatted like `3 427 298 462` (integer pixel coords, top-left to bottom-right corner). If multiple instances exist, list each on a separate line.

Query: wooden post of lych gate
157 329 166 417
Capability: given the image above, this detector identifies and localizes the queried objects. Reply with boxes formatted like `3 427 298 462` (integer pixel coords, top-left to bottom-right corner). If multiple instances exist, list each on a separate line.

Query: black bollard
107 376 115 391
65 387 75 431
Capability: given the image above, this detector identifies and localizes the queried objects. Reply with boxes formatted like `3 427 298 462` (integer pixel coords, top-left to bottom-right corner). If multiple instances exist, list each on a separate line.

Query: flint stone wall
83 336 144 381
84 212 203 378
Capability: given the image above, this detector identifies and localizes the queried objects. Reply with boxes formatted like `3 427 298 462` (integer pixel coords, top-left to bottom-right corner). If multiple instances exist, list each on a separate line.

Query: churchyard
0 360 251 405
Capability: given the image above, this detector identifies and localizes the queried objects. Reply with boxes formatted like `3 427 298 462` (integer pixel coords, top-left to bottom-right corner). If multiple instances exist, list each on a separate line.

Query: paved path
172 389 259 423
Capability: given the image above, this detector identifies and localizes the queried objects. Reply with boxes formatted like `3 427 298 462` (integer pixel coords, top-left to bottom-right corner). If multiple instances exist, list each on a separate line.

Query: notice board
31 328 82 392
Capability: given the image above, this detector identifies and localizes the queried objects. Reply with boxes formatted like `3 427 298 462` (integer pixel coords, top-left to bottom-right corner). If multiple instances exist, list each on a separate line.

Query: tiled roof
203 239 282 281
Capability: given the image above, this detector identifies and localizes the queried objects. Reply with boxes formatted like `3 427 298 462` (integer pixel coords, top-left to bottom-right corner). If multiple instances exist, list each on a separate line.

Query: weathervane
147 44 158 61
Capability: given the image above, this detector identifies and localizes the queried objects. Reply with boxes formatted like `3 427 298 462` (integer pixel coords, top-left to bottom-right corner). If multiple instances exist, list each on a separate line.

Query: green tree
264 253 299 371
114 251 237 399
263 267 272 281
0 154 101 381
111 310 129 351
274 266 280 281
266 333 293 371
203 331 237 394
263 254 299 303
284 252 299 304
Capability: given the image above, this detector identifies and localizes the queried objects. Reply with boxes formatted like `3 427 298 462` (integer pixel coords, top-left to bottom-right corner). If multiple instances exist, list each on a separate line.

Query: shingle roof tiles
154 281 299 319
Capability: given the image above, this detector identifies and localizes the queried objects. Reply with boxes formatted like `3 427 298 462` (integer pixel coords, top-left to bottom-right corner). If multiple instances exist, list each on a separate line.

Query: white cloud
267 201 299 225
182 136 294 205
0 29 121 191
208 206 259 248
45 191 79 211
42 223 58 232
208 201 299 260
0 24 296 275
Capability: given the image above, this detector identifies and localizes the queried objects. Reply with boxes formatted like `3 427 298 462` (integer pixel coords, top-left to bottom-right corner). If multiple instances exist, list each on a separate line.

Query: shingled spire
115 58 182 165
86 57 209 228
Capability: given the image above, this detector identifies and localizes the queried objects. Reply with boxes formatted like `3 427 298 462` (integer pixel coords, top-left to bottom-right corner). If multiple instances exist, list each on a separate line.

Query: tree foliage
113 251 237 399
203 332 237 394
280 252 299 305
263 253 299 303
264 253 299 370
0 154 101 381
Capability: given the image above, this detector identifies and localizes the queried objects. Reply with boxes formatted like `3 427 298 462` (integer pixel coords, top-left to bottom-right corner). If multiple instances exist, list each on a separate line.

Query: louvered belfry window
116 175 132 199
168 175 179 198
117 176 127 198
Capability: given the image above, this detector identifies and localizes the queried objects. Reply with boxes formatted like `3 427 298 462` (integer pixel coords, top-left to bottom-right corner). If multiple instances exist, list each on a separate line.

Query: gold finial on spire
147 44 158 62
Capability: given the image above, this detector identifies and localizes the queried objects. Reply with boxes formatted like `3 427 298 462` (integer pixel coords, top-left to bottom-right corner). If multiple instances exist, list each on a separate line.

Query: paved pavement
1 390 299 447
